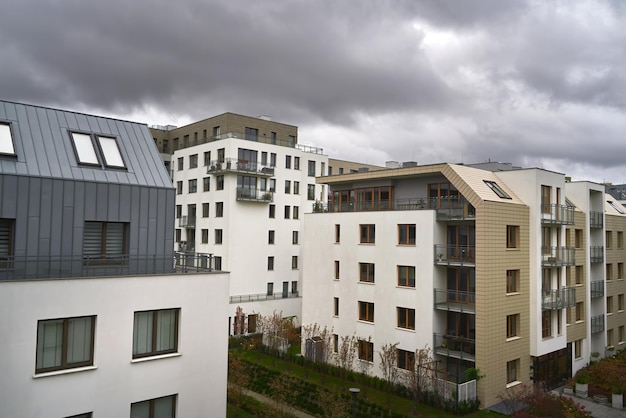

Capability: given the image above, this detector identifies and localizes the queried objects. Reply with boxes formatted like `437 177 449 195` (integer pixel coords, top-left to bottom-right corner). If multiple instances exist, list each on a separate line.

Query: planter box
613 393 623 409
563 387 574 395
575 383 588 397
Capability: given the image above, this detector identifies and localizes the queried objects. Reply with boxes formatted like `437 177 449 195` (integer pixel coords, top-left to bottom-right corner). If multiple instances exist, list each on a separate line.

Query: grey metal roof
0 100 172 189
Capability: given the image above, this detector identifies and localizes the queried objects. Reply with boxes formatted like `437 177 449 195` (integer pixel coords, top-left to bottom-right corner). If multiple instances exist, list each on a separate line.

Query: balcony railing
541 246 575 266
541 287 576 310
230 291 300 304
590 280 604 298
541 204 575 225
207 158 275 177
236 187 274 203
178 215 196 228
434 289 475 313
433 333 475 362
0 252 216 280
591 315 605 333
590 246 604 263
590 211 604 228
434 245 475 266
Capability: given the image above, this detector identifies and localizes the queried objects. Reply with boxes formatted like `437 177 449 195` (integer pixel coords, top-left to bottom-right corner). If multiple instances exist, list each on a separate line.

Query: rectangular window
284 180 291 194
268 257 274 271
268 230 275 244
213 256 221 270
293 181 300 195
213 126 221 138
216 175 224 190
203 151 210 166
97 136 125 168
0 122 16 155
202 203 209 218
291 281 298 295
71 132 99 165
619 263 624 279
542 310 552 338
359 263 375 283
245 127 258 141
188 179 197 193
398 266 416 287
620 326 625 344
269 204 275 219
216 202 223 217
36 316 95 373
397 307 415 330
333 297 339 316
576 265 583 285
506 359 519 384
130 394 177 418
307 160 316 177
162 139 169 154
175 229 181 243
201 229 208 244
189 154 198 169
608 329 614 346
285 155 291 169
83 222 127 260
358 301 374 322
619 232 624 249
360 224 375 244
358 340 374 362
398 224 416 245
397 349 415 370
607 264 613 281
507 270 520 293
215 229 223 244
334 260 340 280
506 225 519 248
294 157 300 170
607 296 614 314
335 224 340 243
307 184 315 200
292 256 298 269
575 339 582 358
284 206 290 219
132 309 179 359
270 153 276 167
576 302 584 322
261 152 267 165
607 231 613 249
484 180 512 199
333 334 338 353
619 294 624 311
1 218 14 266
269 179 276 192
203 177 210 192
507 314 519 338
176 181 182 194
293 206 299 219
292 231 298 244
575 229 583 248
177 157 183 171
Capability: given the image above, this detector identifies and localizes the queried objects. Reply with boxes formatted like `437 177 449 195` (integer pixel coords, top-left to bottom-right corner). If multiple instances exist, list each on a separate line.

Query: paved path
238 387 316 418
556 389 625 418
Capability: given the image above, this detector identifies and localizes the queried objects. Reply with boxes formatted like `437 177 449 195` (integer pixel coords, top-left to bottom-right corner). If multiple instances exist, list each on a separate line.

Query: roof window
0 123 16 155
608 200 625 214
70 132 126 169
484 180 512 199
97 136 125 168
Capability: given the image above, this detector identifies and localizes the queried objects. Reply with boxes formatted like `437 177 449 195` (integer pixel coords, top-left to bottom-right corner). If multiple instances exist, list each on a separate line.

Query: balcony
591 315 605 333
0 252 217 280
590 246 604 263
207 158 275 177
590 280 604 298
590 211 604 228
541 246 575 266
541 287 576 310
236 187 274 203
433 333 475 362
178 215 196 228
230 291 300 304
541 204 574 225
434 289 475 314
434 245 475 266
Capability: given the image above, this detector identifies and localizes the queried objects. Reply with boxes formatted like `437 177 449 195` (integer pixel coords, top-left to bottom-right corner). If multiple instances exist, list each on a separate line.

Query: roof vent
402 161 418 167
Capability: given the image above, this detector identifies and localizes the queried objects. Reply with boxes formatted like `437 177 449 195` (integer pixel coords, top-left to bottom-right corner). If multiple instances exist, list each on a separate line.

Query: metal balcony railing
206 158 275 176
590 211 604 228
230 291 300 303
433 333 475 362
541 287 576 310
541 204 575 225
590 280 604 298
591 315 605 333
434 289 475 313
541 246 575 266
434 245 476 266
235 187 274 202
178 215 196 228
0 252 217 280
590 246 604 263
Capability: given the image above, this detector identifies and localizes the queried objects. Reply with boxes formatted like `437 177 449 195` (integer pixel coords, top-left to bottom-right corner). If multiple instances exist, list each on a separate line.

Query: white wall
0 273 229 418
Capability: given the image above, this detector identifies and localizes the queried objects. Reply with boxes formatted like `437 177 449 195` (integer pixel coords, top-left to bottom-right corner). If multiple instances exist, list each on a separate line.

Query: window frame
333 297 339 316
292 231 298 244
189 153 198 169
70 132 100 166
203 177 210 192
506 269 520 293
359 224 375 244
0 218 14 268
358 301 374 322
291 255 298 269
0 122 16 156
397 265 416 287
216 202 224 218
132 308 180 359
268 230 275 244
308 160 316 177
506 359 519 384
188 179 197 193
215 229 223 244
35 315 96 374
506 314 519 339
358 339 374 362
83 221 128 262
398 224 416 245
307 184 315 200
484 180 512 199
397 307 415 330
506 225 520 249
397 348 415 370
268 256 274 271
359 262 375 283
130 394 177 418
201 229 208 244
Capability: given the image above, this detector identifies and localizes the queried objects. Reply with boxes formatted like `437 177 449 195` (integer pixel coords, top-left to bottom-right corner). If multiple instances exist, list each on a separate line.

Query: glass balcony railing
235 187 274 203
541 287 576 310
590 246 604 263
590 211 604 228
590 280 604 298
591 315 605 333
434 245 475 266
541 246 575 266
230 291 300 304
314 197 475 219
433 333 475 362
207 158 275 176
178 215 196 228
434 289 475 313
541 204 575 225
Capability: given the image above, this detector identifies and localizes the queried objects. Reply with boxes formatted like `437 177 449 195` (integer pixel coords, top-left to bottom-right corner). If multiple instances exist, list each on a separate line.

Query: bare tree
378 342 400 386
302 323 334 364
404 344 437 413
258 311 293 353
337 334 357 376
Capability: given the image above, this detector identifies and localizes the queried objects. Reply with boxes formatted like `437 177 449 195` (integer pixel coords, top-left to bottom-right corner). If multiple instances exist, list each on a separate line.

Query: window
36 316 95 373
162 139 169 154
333 334 339 353
339 167 344 174
358 301 374 322
202 203 209 217
245 127 258 141
293 206 299 219
293 181 300 195
484 180 511 199
506 270 520 293
607 264 613 281
269 204 275 219
542 311 551 338
71 132 100 165
268 256 274 271
358 339 374 362
203 151 210 166
398 224 416 245
575 229 583 248
619 232 624 249
606 231 613 249
215 229 223 244
176 181 182 194
576 265 583 284
506 359 519 384
214 256 222 270
620 326 625 344
619 263 624 279
175 229 181 243
284 180 291 194
292 231 299 244
130 394 177 418
576 302 584 322
333 297 339 316
335 224 340 243
334 260 340 280
292 256 298 269
189 154 198 169
0 218 14 267
291 281 298 295
216 175 224 190
201 229 208 244
284 206 290 219
288 135 296 145
397 307 415 330
269 179 276 192
268 230 275 244
213 126 221 138
188 179 197 193
177 157 183 171
393 265 415 288
575 339 582 358
83 222 127 260
308 160 316 176
608 200 625 214
99 136 126 167
360 224 375 244
203 177 210 192
507 314 519 338
506 225 519 248
619 294 624 311
397 349 415 370
359 263 375 283
285 155 291 169
261 152 267 165
216 202 223 217
607 296 614 314
608 328 614 346
307 184 315 200
294 157 300 170
132 309 179 359
0 122 16 155
270 153 276 167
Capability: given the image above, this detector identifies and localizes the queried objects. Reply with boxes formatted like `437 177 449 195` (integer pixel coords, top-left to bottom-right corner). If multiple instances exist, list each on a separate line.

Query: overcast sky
1 0 625 183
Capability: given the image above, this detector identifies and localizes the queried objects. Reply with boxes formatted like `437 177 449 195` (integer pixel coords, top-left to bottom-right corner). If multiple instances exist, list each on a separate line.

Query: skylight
0 123 15 155
97 136 125 168
71 132 99 165
483 180 512 199
565 198 575 208
607 200 625 214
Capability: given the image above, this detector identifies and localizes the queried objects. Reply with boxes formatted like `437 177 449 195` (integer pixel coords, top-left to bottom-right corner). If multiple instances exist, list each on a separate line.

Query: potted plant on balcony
575 369 590 397
612 386 623 409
